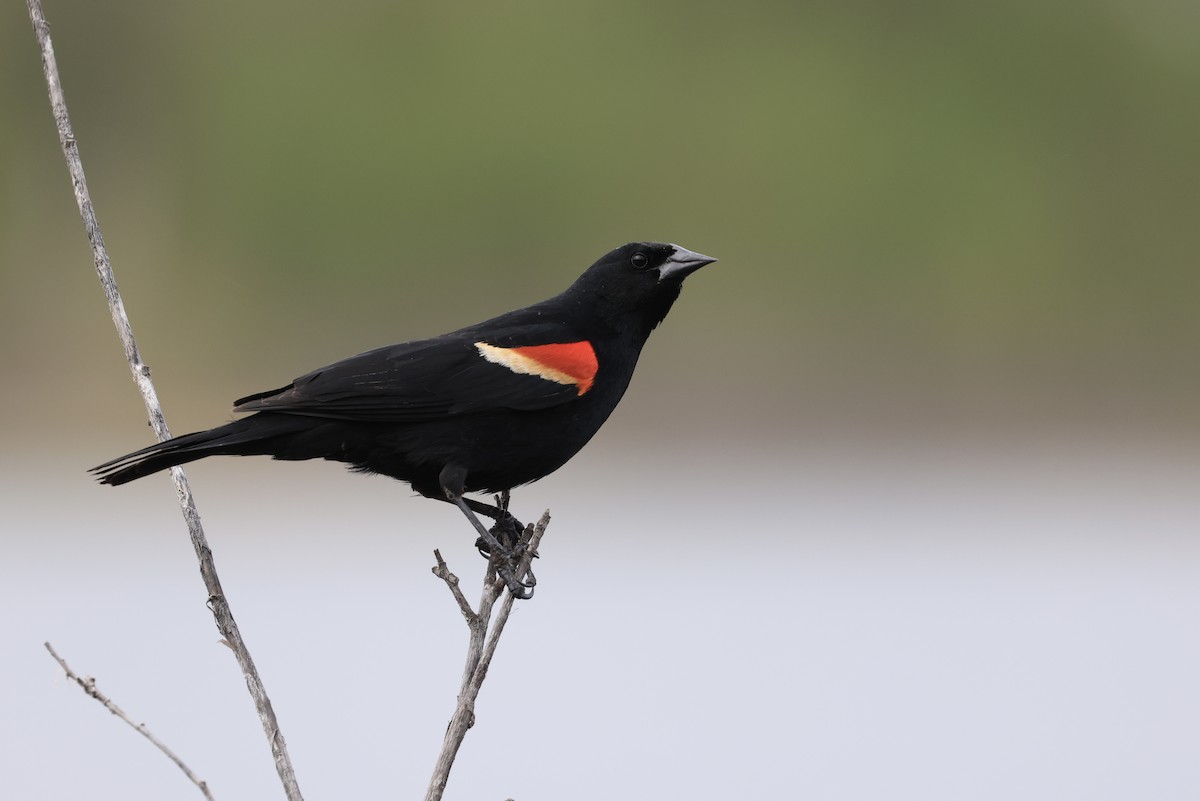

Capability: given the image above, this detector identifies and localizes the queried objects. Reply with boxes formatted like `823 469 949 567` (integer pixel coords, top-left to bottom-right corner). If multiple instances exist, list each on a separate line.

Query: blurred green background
4 4 1200 800
4 0 1198 447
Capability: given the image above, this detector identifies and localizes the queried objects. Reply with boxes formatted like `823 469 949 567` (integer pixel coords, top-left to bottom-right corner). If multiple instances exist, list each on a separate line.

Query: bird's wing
232 323 599 422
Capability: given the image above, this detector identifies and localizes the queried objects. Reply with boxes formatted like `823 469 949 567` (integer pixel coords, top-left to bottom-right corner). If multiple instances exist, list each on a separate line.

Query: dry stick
426 511 551 801
45 642 216 801
26 4 304 800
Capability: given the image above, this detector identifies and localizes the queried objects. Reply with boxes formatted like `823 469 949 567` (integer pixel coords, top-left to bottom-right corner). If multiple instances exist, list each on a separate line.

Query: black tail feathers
91 415 307 485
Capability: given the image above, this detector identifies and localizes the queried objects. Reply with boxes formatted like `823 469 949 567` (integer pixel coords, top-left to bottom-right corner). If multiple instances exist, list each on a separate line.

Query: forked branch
427 511 551 801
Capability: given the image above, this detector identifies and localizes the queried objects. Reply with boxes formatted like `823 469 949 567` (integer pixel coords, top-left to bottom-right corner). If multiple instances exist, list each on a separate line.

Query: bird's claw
474 513 526 557
480 513 536 599
495 557 536 599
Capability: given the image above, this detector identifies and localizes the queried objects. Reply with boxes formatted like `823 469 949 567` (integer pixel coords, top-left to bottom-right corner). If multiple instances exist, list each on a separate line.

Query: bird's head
570 242 717 335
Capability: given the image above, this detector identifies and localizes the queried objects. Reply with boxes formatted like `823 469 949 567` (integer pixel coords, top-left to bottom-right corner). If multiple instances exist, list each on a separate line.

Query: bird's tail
91 414 310 486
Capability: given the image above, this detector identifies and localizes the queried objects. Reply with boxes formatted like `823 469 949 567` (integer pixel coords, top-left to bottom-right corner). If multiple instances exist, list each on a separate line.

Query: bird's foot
474 512 526 557
494 553 536 600
480 514 537 599
445 482 536 599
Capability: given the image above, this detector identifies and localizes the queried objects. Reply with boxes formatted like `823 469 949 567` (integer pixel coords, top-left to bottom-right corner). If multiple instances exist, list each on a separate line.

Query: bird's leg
439 466 534 599
447 493 534 599
493 490 527 553
461 494 525 550
461 493 526 556
460 492 537 591
493 490 536 589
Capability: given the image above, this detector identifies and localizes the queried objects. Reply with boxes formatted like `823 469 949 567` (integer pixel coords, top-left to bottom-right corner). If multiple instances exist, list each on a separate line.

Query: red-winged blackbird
93 241 715 595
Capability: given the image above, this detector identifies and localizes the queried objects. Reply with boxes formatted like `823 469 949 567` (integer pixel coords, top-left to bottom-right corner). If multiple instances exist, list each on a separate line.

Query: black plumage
93 241 716 595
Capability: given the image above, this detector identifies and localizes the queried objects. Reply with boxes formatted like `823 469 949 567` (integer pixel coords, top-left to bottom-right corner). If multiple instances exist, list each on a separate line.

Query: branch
45 642 216 801
26 4 304 799
426 511 551 801
432 549 478 623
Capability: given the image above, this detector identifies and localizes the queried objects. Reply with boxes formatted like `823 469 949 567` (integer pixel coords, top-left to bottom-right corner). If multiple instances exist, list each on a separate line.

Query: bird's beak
658 245 718 282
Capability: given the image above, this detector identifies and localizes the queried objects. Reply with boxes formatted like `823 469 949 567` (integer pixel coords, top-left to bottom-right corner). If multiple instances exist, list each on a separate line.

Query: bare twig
45 642 216 801
432 549 477 624
426 511 551 801
26 4 303 799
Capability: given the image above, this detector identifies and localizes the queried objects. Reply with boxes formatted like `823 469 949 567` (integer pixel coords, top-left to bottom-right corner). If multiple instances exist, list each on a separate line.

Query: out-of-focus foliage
2 0 1198 436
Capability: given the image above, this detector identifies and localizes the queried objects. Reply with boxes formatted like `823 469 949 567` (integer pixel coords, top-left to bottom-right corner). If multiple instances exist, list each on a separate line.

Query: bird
92 241 716 596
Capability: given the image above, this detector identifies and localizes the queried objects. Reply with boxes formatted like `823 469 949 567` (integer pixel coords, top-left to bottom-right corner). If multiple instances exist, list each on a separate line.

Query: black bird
93 242 716 596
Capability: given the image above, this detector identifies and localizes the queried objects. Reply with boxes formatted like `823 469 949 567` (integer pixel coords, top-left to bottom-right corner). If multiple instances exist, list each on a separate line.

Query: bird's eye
631 252 649 269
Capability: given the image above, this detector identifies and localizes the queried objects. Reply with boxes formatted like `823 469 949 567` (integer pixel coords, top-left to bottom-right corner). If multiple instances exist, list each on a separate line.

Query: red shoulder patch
475 340 598 395
510 342 598 394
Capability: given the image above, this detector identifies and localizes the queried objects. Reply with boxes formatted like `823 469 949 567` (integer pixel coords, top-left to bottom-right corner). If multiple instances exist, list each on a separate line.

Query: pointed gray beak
658 244 717 282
